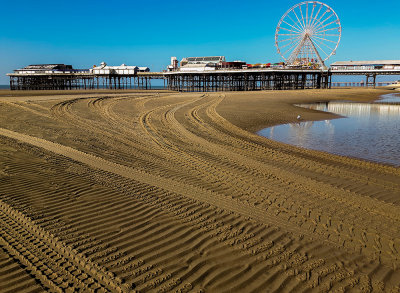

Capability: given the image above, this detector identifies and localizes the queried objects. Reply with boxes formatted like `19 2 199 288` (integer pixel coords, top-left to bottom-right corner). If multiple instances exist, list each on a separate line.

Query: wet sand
0 88 399 292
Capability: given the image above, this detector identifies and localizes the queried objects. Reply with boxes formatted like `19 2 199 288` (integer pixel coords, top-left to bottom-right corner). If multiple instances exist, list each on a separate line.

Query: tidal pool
258 93 400 166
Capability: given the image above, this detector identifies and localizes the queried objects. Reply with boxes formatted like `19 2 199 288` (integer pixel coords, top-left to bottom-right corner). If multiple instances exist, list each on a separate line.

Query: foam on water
258 93 400 166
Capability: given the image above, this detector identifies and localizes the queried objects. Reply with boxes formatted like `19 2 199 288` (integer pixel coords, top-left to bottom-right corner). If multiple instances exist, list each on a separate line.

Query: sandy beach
0 88 399 292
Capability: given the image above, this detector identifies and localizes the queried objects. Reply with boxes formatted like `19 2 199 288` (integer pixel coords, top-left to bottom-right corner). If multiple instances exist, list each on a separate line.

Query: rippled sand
0 88 399 292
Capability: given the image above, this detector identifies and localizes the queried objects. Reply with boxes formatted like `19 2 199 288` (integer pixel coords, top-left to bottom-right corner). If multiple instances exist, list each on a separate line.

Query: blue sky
1 0 400 84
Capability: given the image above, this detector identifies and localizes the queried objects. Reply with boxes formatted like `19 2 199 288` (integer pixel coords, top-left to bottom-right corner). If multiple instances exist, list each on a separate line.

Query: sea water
258 93 400 166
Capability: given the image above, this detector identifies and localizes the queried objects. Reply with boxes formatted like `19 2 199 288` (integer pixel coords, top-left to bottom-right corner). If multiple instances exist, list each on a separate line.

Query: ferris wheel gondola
275 1 341 68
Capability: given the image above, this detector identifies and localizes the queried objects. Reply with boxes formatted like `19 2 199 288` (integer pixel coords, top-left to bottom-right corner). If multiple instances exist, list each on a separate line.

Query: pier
331 60 400 87
7 67 331 91
6 60 400 91
164 69 330 91
8 71 164 91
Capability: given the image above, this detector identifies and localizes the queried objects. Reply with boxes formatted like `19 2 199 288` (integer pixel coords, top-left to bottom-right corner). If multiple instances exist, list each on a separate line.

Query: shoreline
246 89 400 168
217 88 391 133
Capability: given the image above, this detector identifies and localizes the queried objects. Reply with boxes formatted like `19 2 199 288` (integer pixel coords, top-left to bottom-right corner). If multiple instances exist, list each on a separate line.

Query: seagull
297 115 301 120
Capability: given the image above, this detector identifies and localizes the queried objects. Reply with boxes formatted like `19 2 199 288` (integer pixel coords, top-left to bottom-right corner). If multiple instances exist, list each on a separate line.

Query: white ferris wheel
275 1 341 68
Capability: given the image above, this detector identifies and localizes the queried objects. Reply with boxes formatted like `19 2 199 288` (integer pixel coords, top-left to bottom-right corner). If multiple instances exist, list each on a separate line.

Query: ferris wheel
275 1 341 68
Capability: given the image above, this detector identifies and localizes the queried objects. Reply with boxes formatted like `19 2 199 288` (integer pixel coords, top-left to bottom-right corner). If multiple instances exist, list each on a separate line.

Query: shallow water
258 93 400 166
375 93 400 103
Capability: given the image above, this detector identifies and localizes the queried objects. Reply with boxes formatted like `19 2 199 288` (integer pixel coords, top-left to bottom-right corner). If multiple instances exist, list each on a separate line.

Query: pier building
331 60 400 71
180 56 225 67
331 60 400 87
8 63 160 90
178 56 226 72
14 64 77 74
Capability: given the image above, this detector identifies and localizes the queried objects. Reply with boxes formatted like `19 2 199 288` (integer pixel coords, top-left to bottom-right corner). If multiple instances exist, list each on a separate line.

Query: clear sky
1 0 400 84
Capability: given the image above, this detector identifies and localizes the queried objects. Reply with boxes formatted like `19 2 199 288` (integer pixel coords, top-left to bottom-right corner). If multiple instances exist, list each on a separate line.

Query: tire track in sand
138 93 400 268
1 91 400 291
0 199 130 292
2 136 373 292
0 127 335 241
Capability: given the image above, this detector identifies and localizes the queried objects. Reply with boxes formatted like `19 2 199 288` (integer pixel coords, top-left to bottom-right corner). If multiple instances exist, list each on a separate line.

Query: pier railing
331 81 397 87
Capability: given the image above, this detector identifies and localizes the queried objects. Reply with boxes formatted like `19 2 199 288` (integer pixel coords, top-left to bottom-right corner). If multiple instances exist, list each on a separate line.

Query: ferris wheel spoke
313 37 334 53
307 5 313 28
298 5 307 29
277 35 302 43
312 35 338 44
282 38 302 56
311 9 328 29
282 39 302 56
314 37 334 50
313 17 338 33
316 27 341 33
286 14 304 32
278 26 302 34
280 36 302 49
308 3 316 28
312 9 329 30
311 13 334 32
281 20 302 33
292 9 305 30
310 4 324 29
311 39 330 58
314 33 340 37
305 3 309 28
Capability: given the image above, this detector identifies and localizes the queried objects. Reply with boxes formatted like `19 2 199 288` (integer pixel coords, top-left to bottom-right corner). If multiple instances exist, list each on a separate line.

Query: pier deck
7 72 164 90
164 69 330 91
7 67 400 91
7 69 331 91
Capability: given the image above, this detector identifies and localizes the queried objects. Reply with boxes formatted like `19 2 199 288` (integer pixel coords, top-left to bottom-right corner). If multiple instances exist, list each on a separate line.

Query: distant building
219 61 246 69
138 67 150 72
180 56 225 67
14 64 74 74
331 60 400 71
167 57 178 72
180 63 217 72
91 62 149 74
179 56 225 72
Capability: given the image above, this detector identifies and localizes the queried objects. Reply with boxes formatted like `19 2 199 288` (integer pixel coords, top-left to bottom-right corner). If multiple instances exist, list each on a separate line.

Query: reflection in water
258 95 400 166
303 101 400 118
376 93 400 103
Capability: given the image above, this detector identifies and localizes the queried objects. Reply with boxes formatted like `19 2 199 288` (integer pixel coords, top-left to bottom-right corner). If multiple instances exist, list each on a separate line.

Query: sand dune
0 88 399 292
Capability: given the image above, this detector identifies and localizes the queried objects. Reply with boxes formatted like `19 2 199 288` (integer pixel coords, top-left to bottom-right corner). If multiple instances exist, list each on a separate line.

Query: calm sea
0 85 9 89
